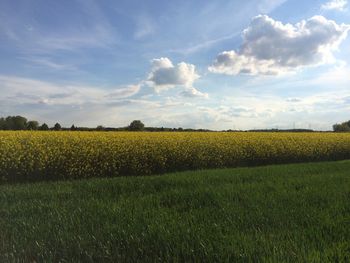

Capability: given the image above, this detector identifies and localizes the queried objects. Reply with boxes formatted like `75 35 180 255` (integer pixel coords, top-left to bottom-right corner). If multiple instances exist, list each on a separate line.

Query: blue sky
0 0 349 130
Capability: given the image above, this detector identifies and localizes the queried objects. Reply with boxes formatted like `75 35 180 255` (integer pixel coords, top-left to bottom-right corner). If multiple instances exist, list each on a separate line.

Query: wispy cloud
0 75 200 127
257 0 288 13
20 57 78 71
134 14 156 39
180 87 209 98
107 85 141 99
322 0 348 11
169 32 240 55
0 1 118 54
0 75 141 106
1 73 350 130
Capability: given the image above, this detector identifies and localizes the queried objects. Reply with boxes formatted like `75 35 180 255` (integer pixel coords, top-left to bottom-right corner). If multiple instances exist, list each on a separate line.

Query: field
1 131 350 182
1 131 350 261
1 160 350 262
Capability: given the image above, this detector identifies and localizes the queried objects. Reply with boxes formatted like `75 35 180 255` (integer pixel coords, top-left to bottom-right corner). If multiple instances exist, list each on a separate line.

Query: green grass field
1 160 350 262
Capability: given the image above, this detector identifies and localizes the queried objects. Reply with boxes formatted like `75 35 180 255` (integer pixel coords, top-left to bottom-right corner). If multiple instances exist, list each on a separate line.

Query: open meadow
1 160 350 262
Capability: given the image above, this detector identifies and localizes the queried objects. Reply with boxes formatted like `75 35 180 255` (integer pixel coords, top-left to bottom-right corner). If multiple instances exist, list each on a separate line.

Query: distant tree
0 117 6 130
96 125 105 131
333 123 350 132
27 120 39 130
128 120 144 131
53 123 62 131
4 116 14 130
39 123 49 131
5 116 27 130
70 125 76 131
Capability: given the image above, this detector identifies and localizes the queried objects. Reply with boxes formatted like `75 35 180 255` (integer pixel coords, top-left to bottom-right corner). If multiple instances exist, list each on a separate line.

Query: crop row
1 131 350 182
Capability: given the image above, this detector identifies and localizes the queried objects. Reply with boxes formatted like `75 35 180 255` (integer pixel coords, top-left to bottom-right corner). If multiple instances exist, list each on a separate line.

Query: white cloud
209 15 350 75
257 0 288 13
107 85 141 99
214 90 350 130
0 75 207 128
147 57 207 98
322 0 347 11
169 32 240 55
148 58 200 89
180 87 209 98
2 74 350 130
0 75 141 106
20 57 78 71
286 98 302 102
150 57 174 71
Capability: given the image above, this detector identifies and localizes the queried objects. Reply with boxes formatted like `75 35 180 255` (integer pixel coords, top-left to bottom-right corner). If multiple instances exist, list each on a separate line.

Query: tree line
0 116 142 131
333 120 350 132
0 116 51 131
0 116 213 132
2 115 348 132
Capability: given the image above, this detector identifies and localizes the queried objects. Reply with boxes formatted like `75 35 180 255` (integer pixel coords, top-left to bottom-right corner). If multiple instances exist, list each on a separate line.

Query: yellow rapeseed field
1 131 350 182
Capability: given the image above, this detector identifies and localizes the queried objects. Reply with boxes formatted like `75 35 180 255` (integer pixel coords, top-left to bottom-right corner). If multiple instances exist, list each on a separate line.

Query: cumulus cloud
322 0 347 11
148 57 199 89
209 15 350 75
147 57 207 98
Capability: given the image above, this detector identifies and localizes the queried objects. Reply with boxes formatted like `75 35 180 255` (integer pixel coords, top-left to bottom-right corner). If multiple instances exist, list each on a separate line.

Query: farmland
1 131 350 261
1 160 350 262
1 131 350 183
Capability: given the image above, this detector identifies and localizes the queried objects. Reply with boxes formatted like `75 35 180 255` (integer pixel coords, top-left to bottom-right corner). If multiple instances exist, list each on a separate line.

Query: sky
0 0 350 130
